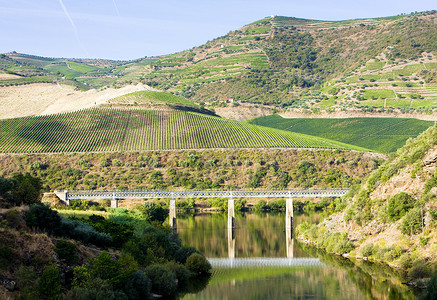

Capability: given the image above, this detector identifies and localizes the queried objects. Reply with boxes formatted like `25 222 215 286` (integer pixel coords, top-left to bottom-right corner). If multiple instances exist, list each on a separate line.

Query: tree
387 192 415 220
11 173 42 206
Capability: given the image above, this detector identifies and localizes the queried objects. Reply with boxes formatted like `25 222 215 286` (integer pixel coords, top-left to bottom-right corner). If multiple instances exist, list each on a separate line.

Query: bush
185 253 211 276
60 218 112 247
55 240 78 265
0 246 12 269
360 243 374 257
166 261 190 287
175 246 199 265
38 265 62 299
26 204 61 234
401 207 423 235
11 173 42 206
420 271 437 300
387 192 415 220
145 264 177 297
122 270 151 300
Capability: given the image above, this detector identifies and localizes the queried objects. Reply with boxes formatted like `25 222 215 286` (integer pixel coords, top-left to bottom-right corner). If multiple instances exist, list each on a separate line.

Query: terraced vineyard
0 108 368 153
248 115 434 153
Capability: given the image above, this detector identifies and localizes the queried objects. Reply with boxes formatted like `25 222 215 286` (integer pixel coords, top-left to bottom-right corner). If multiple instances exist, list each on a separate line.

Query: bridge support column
286 227 294 258
228 198 235 229
111 199 118 208
228 224 235 259
169 199 177 230
54 190 70 206
286 198 293 233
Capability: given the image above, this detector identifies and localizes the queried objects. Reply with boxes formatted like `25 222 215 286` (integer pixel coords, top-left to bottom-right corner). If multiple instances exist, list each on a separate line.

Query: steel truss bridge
66 189 348 200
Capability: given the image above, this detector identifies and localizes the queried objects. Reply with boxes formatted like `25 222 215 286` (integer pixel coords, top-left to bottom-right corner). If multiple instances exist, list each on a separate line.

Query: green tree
38 265 61 299
11 173 42 206
387 192 415 220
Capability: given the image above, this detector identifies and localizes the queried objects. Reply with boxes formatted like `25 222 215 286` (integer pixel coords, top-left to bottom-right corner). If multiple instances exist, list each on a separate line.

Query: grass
362 89 396 100
248 115 434 153
0 108 369 153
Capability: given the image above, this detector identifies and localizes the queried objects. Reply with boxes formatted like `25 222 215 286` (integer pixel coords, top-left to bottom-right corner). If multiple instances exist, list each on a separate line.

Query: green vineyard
0 108 368 153
248 115 434 153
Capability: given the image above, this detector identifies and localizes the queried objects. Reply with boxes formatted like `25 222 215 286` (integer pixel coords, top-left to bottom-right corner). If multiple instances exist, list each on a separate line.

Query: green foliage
420 271 437 300
16 266 38 299
360 243 374 257
122 270 151 300
253 200 268 211
26 204 61 234
387 192 415 220
38 265 62 299
11 173 42 206
175 246 200 264
81 215 134 248
0 246 12 269
138 202 168 225
145 264 177 297
55 240 78 265
401 207 423 235
185 253 212 276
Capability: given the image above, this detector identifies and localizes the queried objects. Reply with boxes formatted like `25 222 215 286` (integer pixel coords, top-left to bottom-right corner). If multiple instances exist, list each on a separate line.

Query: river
176 211 418 299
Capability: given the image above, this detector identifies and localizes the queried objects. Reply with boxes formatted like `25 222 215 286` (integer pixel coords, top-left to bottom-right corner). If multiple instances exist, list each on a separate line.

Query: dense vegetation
0 175 211 299
0 149 380 192
296 123 437 291
0 108 368 153
248 115 434 153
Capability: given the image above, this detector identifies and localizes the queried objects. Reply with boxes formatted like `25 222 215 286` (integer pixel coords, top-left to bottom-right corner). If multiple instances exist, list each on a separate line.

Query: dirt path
280 110 437 121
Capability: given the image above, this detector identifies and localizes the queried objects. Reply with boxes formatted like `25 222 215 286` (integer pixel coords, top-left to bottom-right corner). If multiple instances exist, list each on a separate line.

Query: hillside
0 108 368 153
113 11 437 114
1 12 436 119
297 123 437 281
248 115 434 153
0 149 381 191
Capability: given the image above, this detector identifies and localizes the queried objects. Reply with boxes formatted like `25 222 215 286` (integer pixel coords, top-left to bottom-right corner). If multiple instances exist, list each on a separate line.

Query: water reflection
178 212 417 300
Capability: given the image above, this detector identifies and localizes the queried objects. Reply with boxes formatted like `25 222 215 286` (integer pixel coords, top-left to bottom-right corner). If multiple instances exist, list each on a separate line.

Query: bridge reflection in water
58 189 346 265
208 257 324 268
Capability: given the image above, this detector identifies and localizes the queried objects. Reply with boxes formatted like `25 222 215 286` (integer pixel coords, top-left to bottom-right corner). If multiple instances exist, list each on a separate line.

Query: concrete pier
286 198 293 232
228 198 235 229
111 199 118 208
169 199 177 229
286 227 294 258
54 190 70 206
228 226 235 259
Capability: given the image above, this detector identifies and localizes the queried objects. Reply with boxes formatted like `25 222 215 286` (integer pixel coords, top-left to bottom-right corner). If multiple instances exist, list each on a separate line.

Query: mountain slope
0 108 369 153
297 123 437 279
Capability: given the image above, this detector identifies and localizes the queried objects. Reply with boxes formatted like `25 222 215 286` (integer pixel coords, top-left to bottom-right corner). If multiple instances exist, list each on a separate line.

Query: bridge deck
66 189 348 200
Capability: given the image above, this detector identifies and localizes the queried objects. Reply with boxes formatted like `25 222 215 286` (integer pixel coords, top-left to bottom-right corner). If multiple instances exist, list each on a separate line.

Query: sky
0 0 435 60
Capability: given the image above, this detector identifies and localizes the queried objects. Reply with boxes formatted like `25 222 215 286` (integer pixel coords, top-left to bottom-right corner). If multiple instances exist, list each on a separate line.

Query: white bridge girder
66 189 348 200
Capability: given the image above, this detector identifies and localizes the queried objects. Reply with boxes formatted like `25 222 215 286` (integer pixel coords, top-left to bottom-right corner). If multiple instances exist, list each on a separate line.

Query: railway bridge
54 189 348 258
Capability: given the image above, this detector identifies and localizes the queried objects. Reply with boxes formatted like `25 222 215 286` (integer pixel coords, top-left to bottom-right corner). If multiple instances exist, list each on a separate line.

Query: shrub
122 270 151 300
38 265 62 299
60 218 112 247
185 253 211 276
26 204 61 234
55 240 78 265
401 207 423 235
11 173 42 206
420 271 437 300
16 266 38 299
253 200 268 211
360 243 374 257
387 192 415 220
145 264 177 297
166 261 190 287
0 246 12 269
175 246 199 265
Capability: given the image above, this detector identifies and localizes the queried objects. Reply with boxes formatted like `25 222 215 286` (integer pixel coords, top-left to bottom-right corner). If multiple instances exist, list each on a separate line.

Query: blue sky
0 0 435 60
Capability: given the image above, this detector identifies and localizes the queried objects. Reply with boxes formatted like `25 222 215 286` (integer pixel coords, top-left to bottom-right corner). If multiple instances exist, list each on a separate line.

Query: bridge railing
66 189 349 200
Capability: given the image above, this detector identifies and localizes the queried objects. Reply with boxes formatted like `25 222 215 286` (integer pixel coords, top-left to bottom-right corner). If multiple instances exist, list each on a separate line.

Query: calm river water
177 211 417 300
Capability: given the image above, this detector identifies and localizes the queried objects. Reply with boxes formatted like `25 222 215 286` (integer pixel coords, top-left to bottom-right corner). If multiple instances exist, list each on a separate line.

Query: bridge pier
228 198 235 229
228 225 235 259
111 199 118 208
286 227 294 258
54 190 70 206
286 198 293 233
169 199 177 230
